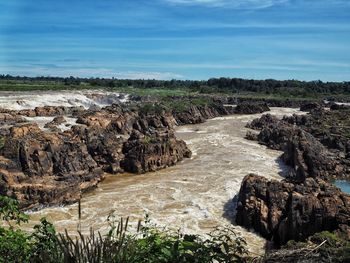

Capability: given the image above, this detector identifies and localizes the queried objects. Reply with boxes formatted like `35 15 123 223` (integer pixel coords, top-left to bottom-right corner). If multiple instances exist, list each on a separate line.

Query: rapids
0 90 128 110
24 107 301 254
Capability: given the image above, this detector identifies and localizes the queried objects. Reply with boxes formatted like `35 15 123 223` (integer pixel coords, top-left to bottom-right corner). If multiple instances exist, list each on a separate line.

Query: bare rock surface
0 100 238 209
236 174 350 245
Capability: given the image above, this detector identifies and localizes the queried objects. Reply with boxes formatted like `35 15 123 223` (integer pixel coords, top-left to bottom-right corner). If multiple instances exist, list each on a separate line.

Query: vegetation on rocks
2 75 350 101
261 231 350 263
237 106 350 262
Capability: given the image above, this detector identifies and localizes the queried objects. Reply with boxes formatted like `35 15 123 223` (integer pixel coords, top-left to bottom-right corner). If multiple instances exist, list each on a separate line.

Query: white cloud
164 0 289 9
0 65 183 80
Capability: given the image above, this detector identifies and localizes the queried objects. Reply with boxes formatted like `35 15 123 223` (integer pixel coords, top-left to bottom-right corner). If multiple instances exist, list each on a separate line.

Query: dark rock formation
173 104 234 125
44 116 67 130
121 130 191 173
238 110 350 249
236 174 350 246
283 109 350 174
0 113 25 125
246 114 279 130
233 97 321 108
299 102 322 112
17 106 85 117
330 103 350 111
0 123 104 209
247 114 344 180
0 100 238 209
234 102 270 114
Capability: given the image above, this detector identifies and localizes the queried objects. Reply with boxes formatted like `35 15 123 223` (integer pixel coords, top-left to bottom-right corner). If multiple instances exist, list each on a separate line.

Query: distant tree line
1 74 350 96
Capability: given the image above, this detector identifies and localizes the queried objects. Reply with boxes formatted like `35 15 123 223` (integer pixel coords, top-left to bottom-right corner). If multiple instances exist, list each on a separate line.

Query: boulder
236 174 350 245
121 131 191 173
300 102 322 112
0 113 25 125
247 116 343 180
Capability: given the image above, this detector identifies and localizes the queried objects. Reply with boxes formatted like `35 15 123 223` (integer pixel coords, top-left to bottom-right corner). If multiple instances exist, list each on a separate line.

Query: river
25 107 301 254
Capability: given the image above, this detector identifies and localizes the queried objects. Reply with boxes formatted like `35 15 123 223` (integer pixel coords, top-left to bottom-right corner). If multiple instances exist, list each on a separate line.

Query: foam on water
0 90 129 110
24 107 303 255
23 116 78 131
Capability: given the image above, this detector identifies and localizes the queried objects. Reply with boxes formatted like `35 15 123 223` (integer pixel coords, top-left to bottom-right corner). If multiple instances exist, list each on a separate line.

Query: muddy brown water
25 107 301 254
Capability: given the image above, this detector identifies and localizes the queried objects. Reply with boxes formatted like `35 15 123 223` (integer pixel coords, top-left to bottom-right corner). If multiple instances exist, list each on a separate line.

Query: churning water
0 90 128 110
24 107 301 254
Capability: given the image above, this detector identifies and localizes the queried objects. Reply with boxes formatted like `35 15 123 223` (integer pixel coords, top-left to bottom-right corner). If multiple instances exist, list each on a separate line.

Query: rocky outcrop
0 113 25 125
246 114 279 130
282 109 350 178
299 102 322 112
329 103 350 111
237 110 350 249
233 98 321 108
234 102 270 114
173 104 234 125
0 123 104 209
17 106 85 117
44 116 67 131
283 109 350 156
0 104 195 209
247 114 344 180
0 98 274 209
121 130 191 173
236 174 350 246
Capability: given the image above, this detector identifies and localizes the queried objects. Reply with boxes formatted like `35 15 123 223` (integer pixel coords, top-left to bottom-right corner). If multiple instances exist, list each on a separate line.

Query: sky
0 0 349 81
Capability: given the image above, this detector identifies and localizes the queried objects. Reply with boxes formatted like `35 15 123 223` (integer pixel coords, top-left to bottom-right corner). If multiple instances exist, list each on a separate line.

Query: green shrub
138 103 166 116
0 196 29 227
0 137 5 150
0 197 249 263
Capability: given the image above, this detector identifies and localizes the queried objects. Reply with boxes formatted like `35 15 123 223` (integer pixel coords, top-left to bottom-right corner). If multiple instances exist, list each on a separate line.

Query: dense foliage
277 231 350 262
1 75 350 99
0 196 249 263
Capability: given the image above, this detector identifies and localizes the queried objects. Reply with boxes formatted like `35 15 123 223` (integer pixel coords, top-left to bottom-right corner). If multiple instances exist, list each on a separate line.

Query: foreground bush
0 197 249 262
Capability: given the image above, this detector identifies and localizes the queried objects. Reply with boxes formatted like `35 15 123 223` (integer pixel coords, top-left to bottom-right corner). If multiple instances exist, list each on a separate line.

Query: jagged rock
88 104 102 112
245 131 258 141
0 113 25 125
247 115 343 180
121 131 191 173
236 174 350 245
17 106 85 117
0 123 103 209
0 99 243 209
246 114 279 130
300 102 322 112
236 98 318 108
173 104 234 125
44 116 67 130
282 109 350 176
330 103 350 111
234 102 270 114
72 125 126 174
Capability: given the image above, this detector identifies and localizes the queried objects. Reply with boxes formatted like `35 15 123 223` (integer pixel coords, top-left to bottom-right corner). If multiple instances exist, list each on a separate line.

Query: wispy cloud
164 0 289 9
164 0 350 9
0 65 183 80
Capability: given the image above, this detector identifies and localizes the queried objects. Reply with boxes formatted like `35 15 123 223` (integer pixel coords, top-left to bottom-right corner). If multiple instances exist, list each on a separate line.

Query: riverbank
236 104 350 261
1 90 349 260
18 107 300 255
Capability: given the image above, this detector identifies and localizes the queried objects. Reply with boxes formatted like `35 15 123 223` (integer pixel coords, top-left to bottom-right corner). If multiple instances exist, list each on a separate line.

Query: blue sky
0 0 349 81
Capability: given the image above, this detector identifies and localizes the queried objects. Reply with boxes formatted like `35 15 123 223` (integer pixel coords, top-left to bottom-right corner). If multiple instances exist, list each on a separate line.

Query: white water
0 90 129 110
23 116 78 131
24 107 302 254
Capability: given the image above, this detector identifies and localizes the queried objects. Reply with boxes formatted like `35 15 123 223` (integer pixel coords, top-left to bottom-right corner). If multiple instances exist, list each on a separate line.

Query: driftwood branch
305 240 327 256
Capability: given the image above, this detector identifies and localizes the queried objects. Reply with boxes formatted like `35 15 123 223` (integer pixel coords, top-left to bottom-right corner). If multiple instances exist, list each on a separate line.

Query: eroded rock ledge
237 107 350 250
0 104 191 209
0 99 271 210
236 174 350 245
